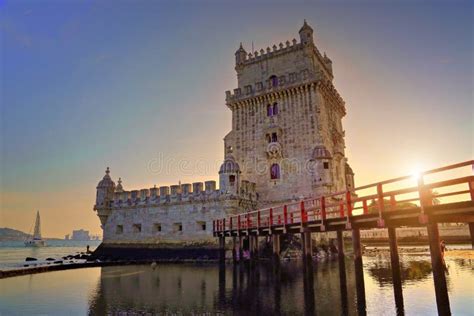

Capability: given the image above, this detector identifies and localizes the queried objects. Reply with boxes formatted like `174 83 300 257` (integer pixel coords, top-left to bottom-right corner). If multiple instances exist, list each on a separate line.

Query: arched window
267 103 279 117
229 175 236 185
270 163 280 180
270 75 278 87
273 103 278 115
267 104 273 116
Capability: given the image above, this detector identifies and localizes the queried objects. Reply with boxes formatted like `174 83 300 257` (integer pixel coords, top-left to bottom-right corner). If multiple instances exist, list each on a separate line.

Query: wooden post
469 222 474 250
238 235 244 261
337 231 348 315
301 232 312 261
302 258 315 315
219 236 226 262
352 228 366 314
254 235 259 260
427 222 451 315
388 227 404 314
337 230 344 260
232 236 237 263
250 235 258 261
272 234 281 263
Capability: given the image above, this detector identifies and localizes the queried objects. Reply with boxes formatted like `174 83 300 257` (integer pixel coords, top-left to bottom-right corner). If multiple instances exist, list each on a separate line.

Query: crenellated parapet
109 179 257 210
225 69 320 104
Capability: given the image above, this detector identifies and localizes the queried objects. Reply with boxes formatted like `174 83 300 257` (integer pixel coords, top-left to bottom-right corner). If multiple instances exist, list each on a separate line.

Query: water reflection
87 261 357 315
1 254 473 315
367 259 432 286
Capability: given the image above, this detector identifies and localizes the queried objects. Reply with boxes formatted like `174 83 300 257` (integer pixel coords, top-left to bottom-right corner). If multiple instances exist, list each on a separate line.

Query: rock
54 260 63 264
151 262 158 269
46 258 55 261
24 264 29 267
25 257 37 261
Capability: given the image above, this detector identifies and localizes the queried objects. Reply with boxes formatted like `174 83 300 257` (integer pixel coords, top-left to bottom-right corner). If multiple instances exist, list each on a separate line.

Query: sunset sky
1 1 472 237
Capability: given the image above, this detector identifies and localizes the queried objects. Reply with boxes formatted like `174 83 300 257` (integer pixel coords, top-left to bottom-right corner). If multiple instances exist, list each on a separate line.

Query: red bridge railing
214 160 474 234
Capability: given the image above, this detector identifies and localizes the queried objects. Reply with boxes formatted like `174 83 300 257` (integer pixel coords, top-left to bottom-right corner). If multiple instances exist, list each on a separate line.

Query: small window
323 162 329 169
173 223 183 232
271 132 278 142
267 104 273 116
229 175 236 185
132 224 141 233
116 225 123 234
197 221 207 231
267 103 279 117
153 223 162 232
273 103 278 115
270 163 280 180
270 75 278 87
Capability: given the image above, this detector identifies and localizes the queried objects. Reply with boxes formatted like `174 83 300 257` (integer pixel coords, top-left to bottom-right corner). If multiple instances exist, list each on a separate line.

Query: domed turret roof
313 145 332 159
219 156 241 174
235 42 246 55
299 19 313 33
97 167 115 188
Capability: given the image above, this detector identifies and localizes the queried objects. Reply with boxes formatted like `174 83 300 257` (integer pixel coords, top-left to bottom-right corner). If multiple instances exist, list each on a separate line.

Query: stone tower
223 20 354 205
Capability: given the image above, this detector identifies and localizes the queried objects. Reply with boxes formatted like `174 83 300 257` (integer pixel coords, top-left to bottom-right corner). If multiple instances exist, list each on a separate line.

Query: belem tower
94 21 355 248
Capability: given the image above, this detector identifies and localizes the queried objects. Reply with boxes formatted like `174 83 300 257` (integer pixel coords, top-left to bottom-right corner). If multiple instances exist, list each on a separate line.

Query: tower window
270 75 278 87
229 175 236 185
324 162 329 169
267 104 273 116
267 103 279 117
273 103 278 115
116 225 123 234
271 132 278 142
270 163 281 180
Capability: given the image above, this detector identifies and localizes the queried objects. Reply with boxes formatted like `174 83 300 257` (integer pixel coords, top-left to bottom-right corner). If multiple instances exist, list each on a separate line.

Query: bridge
213 160 474 315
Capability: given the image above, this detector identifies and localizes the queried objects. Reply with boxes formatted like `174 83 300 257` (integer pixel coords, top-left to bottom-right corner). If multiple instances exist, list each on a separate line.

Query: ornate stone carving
266 142 282 159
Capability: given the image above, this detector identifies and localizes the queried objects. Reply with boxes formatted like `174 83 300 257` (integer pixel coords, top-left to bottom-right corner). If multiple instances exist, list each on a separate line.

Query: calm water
0 240 101 270
1 249 473 315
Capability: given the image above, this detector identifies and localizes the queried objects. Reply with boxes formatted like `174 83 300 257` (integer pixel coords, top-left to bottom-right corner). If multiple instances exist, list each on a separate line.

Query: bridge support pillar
469 222 474 250
272 234 281 262
337 230 348 314
427 222 451 315
301 232 312 260
388 227 404 314
250 235 259 260
232 236 237 263
337 230 345 259
352 228 366 314
238 236 244 261
219 236 226 262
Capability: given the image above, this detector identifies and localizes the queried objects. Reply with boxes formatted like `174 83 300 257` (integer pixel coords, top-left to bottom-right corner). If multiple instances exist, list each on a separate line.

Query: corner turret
219 156 241 195
299 20 314 45
94 167 115 227
235 43 247 65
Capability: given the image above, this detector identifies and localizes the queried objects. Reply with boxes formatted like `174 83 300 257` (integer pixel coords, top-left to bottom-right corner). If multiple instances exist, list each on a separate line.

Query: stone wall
102 197 242 245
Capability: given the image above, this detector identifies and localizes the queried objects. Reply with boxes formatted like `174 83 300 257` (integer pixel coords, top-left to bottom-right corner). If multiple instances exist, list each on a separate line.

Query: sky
1 0 472 238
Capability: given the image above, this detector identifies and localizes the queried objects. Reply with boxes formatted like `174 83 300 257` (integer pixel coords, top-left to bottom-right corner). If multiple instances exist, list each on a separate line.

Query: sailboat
24 211 46 247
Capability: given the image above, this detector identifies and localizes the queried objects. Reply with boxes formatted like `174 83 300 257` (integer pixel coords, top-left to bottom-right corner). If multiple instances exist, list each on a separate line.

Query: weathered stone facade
93 21 354 246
